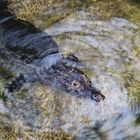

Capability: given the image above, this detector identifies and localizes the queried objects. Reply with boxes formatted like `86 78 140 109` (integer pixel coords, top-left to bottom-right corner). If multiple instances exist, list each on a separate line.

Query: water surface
0 0 140 139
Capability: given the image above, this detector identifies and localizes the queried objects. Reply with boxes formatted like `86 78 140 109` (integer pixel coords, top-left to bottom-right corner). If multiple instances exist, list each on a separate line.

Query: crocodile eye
72 81 80 89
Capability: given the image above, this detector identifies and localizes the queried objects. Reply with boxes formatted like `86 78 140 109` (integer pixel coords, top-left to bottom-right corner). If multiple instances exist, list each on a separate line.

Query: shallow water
0 0 140 139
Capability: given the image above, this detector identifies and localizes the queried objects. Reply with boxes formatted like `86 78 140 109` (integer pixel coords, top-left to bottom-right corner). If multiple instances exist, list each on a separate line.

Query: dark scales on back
0 0 105 102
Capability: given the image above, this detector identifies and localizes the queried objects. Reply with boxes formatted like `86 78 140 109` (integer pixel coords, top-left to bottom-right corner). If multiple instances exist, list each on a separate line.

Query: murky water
0 0 140 139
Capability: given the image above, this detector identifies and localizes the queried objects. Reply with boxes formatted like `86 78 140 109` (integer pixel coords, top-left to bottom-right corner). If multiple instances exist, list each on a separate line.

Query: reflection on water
0 0 140 139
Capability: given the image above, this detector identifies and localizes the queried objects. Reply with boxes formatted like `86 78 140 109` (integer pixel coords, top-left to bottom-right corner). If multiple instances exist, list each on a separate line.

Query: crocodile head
42 63 105 102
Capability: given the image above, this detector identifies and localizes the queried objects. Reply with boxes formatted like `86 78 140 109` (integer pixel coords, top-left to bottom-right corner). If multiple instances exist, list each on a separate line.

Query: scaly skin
0 1 105 102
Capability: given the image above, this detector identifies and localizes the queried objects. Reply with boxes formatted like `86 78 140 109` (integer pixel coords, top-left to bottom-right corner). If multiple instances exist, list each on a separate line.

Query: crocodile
0 0 105 102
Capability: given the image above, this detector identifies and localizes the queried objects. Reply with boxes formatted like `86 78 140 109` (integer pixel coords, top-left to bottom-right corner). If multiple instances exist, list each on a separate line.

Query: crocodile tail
0 0 9 11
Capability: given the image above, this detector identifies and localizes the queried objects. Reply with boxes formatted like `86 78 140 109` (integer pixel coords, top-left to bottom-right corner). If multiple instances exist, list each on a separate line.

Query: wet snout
91 87 105 102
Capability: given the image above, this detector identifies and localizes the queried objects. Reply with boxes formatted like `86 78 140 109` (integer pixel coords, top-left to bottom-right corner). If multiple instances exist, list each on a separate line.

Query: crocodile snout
91 88 105 102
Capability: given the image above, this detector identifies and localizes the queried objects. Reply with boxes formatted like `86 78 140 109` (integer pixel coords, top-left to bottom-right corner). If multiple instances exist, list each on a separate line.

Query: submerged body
0 1 105 102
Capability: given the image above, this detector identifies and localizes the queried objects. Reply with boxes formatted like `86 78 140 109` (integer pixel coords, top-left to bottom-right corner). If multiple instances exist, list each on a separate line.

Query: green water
0 0 140 139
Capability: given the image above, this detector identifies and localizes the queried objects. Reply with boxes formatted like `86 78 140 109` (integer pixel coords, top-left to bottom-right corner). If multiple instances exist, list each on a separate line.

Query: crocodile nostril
96 94 105 101
91 91 105 102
